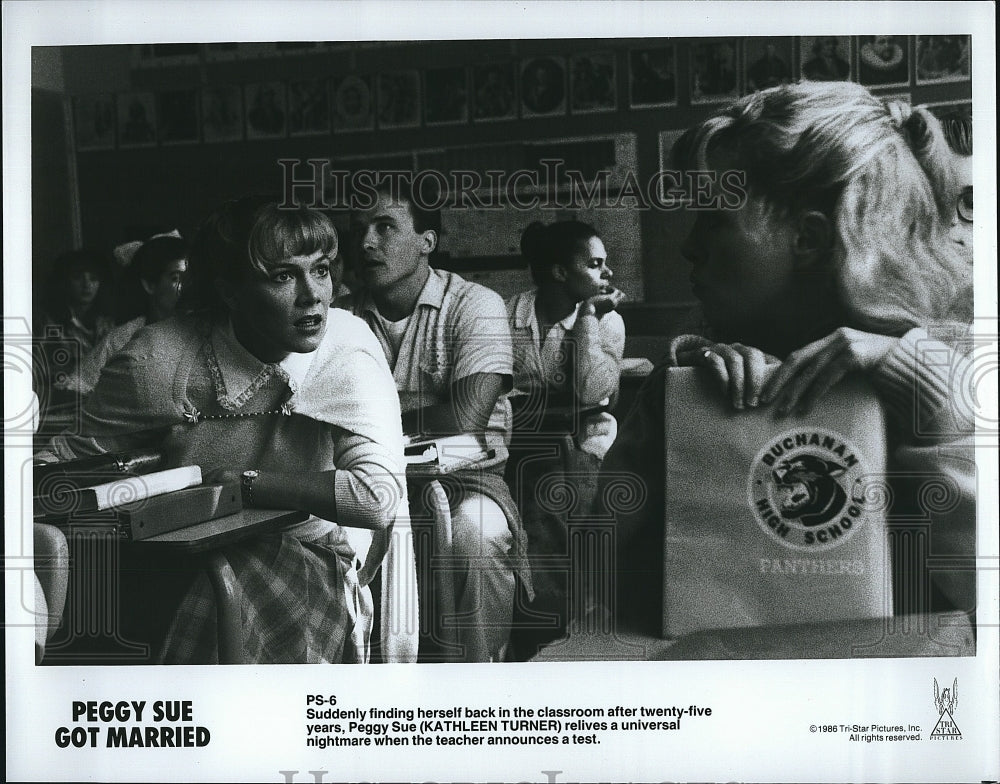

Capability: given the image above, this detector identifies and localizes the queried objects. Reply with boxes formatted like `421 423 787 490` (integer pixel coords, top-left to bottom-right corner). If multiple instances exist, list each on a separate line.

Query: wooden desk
130 508 307 553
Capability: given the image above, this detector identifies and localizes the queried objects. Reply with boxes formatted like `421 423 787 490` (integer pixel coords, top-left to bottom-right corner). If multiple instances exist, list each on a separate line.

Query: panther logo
748 427 870 551
772 455 848 527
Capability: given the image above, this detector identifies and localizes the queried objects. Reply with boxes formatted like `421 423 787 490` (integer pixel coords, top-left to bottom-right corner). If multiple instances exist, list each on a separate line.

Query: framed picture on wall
628 45 677 108
569 51 617 114
332 74 374 133
117 91 157 148
288 78 330 136
744 37 794 92
915 35 971 84
858 35 910 87
376 70 421 129
245 81 287 139
690 38 740 103
201 85 243 142
156 89 199 145
424 66 468 126
472 63 516 122
73 94 116 151
799 36 853 82
520 56 567 118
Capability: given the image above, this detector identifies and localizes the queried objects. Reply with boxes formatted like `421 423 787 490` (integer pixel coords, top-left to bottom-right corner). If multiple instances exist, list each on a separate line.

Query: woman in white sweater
40 196 407 664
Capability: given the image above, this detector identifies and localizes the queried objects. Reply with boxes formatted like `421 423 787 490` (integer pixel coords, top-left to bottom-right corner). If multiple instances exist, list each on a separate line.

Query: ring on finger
701 348 715 362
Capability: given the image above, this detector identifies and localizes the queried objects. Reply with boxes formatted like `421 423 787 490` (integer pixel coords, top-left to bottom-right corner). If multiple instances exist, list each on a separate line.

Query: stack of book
33 452 241 540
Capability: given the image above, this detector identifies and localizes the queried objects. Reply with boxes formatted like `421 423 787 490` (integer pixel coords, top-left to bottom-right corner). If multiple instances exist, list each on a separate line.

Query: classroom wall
37 37 972 319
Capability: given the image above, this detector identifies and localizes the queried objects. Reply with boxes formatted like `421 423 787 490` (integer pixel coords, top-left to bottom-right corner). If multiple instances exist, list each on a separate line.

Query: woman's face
227 249 333 362
144 258 188 317
560 236 613 302
944 147 973 260
67 270 100 310
681 155 800 341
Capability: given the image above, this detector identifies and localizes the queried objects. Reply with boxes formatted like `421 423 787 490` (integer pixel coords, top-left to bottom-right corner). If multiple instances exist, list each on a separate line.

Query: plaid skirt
158 529 368 664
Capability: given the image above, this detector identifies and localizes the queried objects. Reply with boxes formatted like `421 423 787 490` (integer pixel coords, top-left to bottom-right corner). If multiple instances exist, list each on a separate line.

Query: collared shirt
337 268 514 467
506 289 625 407
506 289 625 459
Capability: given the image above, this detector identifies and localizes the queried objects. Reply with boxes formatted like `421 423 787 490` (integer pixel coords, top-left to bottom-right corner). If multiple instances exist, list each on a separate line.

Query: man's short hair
373 177 442 235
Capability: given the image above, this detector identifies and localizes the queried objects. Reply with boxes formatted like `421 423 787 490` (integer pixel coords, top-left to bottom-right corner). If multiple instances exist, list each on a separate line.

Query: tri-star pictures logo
929 677 962 740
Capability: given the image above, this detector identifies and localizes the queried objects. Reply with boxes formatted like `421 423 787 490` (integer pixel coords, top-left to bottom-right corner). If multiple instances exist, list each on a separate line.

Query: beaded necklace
182 401 294 424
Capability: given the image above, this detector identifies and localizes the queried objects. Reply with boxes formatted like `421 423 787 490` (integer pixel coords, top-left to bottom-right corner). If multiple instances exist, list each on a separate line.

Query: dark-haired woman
35 249 116 350
39 196 409 664
505 220 626 657
62 232 190 396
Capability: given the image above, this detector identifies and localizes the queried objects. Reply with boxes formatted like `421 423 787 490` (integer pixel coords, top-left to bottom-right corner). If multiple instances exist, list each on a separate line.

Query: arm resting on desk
211 431 404 531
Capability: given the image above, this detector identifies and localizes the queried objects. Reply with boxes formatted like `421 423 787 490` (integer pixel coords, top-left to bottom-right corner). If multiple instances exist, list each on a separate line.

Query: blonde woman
605 81 975 631
39 196 406 664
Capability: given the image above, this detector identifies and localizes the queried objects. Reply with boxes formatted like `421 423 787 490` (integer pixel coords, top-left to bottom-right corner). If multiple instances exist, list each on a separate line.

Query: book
33 450 164 495
404 432 496 474
115 482 242 540
44 482 243 541
34 465 203 518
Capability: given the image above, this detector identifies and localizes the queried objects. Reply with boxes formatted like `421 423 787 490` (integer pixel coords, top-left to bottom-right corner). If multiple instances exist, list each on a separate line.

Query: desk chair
33 523 69 663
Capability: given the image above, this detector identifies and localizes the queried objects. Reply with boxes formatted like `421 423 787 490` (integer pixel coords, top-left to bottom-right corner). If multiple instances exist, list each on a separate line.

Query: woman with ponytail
505 220 626 657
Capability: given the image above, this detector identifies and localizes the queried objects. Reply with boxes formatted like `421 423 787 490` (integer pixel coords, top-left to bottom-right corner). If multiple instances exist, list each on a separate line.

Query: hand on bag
675 341 781 410
760 327 897 417
581 288 627 318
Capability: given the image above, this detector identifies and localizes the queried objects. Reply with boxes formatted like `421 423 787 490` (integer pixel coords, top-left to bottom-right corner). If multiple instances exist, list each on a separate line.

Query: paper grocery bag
661 367 892 639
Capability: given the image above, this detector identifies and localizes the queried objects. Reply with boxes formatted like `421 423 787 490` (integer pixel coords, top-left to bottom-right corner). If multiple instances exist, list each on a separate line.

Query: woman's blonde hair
672 80 972 333
185 195 339 313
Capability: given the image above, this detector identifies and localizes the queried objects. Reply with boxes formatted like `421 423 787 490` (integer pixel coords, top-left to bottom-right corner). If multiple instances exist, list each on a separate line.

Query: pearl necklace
182 402 294 424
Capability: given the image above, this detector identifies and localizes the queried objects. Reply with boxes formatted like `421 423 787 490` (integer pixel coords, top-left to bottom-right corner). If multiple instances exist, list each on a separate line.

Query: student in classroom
504 220 626 658
603 81 975 636
36 195 409 664
934 107 973 261
59 231 190 396
337 179 531 663
33 248 117 413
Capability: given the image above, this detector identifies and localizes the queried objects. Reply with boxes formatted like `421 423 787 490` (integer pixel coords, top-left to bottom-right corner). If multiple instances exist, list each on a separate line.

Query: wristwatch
240 470 260 507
